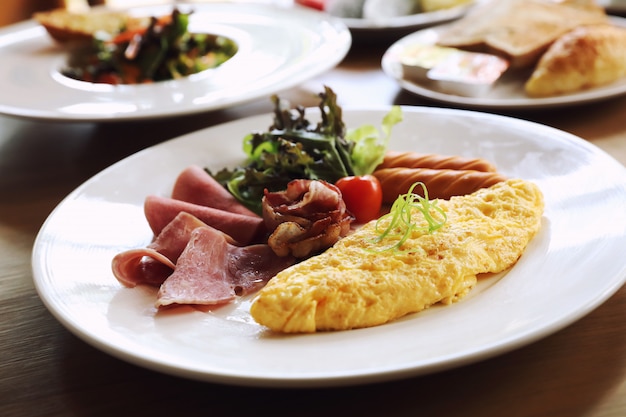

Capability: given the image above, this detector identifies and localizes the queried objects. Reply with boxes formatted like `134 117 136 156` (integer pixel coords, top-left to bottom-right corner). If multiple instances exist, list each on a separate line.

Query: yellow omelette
250 178 544 333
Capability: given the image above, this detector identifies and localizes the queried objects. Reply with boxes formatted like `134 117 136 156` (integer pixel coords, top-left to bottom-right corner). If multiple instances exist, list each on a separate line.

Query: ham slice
112 212 212 288
111 165 304 308
149 212 213 260
156 226 296 307
144 195 267 245
112 248 175 288
171 165 258 217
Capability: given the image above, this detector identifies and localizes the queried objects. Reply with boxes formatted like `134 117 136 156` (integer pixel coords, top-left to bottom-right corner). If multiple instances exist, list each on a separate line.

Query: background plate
32 107 626 387
381 17 626 110
340 1 481 32
0 2 350 122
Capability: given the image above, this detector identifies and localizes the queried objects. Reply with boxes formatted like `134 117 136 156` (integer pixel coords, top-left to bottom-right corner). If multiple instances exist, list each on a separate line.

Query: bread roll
525 24 626 97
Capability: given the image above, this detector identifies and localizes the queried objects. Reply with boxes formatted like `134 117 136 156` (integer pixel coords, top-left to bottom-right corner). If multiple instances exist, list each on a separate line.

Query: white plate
381 17 626 110
0 3 350 122
32 107 626 387
339 1 481 32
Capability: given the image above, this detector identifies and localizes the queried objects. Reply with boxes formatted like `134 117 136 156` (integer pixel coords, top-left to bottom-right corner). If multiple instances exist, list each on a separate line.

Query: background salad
63 8 238 85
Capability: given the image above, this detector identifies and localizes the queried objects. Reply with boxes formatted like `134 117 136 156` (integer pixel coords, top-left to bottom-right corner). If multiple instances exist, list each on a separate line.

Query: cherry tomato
335 175 383 224
294 0 326 11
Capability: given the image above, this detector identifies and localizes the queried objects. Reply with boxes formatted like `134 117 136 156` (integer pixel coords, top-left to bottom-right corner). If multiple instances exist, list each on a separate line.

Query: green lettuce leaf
209 86 403 214
348 105 403 176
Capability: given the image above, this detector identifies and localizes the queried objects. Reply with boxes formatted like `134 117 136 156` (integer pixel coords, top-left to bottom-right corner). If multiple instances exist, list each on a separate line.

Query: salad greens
63 8 238 85
210 86 403 214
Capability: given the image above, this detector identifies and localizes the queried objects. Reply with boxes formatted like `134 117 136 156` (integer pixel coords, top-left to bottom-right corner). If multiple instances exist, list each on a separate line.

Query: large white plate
0 3 350 122
381 17 626 110
32 107 626 387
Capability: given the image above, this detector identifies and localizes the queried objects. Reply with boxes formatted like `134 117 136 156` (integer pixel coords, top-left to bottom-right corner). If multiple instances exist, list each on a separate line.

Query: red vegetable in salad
295 0 326 11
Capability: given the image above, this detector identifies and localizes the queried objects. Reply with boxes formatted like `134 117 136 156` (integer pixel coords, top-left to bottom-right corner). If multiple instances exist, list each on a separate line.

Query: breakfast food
421 0 473 12
425 48 510 96
112 90 541 334
155 224 296 308
112 170 298 307
373 166 506 203
37 8 238 85
211 88 402 215
378 150 497 172
436 0 608 68
525 24 626 97
250 178 544 333
400 44 457 81
411 0 626 97
34 8 149 43
262 179 353 258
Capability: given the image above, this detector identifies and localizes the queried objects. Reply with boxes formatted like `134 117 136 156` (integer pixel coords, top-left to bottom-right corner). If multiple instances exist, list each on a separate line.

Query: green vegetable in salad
347 105 403 176
210 86 403 214
371 182 447 252
63 8 238 85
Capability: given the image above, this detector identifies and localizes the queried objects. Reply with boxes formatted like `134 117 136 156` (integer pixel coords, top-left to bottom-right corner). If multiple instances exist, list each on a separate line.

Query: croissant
373 167 507 204
378 150 497 172
525 24 626 97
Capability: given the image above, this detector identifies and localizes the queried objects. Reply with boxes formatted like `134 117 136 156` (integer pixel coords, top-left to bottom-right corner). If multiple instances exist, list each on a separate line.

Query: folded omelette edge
250 178 545 333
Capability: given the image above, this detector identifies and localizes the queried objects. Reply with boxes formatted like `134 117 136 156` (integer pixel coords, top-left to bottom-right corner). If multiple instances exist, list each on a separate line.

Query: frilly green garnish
371 182 447 252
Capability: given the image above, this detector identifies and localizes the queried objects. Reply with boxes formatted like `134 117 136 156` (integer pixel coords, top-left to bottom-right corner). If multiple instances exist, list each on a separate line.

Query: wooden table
2 24 626 417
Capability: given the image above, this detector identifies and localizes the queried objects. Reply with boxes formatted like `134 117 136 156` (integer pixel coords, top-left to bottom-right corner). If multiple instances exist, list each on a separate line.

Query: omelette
250 179 544 333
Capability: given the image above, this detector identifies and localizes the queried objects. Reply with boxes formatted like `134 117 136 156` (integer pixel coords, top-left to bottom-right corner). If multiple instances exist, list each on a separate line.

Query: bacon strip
262 180 353 258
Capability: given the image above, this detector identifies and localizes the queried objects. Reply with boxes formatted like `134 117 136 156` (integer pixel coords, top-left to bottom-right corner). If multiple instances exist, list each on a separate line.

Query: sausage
377 150 497 172
372 167 507 203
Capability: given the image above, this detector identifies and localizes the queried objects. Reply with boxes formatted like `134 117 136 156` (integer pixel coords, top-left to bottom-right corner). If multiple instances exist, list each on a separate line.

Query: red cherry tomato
335 175 383 224
294 0 326 11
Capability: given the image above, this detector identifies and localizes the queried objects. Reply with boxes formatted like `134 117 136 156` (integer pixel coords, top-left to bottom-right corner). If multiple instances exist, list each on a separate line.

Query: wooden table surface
1 16 626 417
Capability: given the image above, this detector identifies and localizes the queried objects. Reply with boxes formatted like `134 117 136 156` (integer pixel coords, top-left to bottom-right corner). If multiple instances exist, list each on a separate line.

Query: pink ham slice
171 165 258 217
149 212 213 260
156 226 296 307
111 248 174 288
111 212 211 288
144 195 267 245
